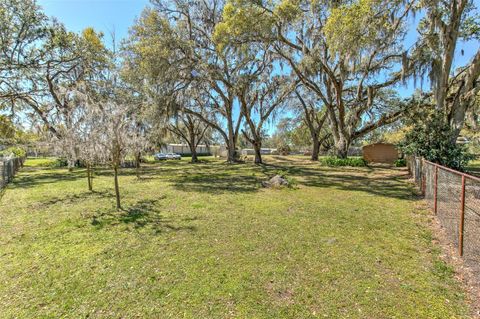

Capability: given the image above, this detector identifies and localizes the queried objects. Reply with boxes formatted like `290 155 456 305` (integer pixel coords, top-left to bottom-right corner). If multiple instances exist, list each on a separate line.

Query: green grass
319 156 367 167
0 156 468 318
467 159 480 176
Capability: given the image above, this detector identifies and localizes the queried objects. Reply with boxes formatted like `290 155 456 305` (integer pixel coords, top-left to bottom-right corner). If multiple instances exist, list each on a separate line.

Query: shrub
394 158 406 167
320 157 367 167
277 143 291 155
0 146 26 158
50 158 68 167
48 158 87 168
400 110 474 171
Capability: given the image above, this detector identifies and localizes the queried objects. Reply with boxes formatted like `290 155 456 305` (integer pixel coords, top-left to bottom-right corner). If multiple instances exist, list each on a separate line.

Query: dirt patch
265 281 295 306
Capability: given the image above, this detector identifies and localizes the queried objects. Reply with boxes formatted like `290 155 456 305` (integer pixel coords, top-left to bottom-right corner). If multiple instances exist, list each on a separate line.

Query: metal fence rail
0 157 25 190
408 157 480 273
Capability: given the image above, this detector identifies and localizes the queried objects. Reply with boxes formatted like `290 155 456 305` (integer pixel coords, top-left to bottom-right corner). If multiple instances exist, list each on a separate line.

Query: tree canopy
0 0 478 170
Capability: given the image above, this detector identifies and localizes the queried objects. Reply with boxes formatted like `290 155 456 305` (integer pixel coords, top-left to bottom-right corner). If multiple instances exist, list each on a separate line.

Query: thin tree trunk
226 112 238 163
472 113 479 131
189 134 198 163
113 165 121 210
87 162 93 191
90 165 94 190
253 140 262 164
135 152 141 179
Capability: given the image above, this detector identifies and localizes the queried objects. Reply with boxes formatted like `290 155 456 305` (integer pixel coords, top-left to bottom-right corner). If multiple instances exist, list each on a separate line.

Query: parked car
154 153 167 161
166 153 181 160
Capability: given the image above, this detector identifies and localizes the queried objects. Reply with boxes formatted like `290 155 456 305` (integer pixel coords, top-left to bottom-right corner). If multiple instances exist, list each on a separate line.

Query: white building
160 144 211 155
240 148 278 155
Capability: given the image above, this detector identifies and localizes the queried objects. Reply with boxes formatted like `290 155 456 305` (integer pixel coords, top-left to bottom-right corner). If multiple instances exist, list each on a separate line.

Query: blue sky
38 0 150 43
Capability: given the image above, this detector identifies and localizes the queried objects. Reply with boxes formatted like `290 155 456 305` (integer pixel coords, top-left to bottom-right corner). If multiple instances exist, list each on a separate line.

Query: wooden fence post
459 175 466 256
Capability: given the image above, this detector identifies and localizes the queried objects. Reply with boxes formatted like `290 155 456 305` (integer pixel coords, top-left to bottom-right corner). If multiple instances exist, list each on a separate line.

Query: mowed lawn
467 159 480 177
0 157 468 318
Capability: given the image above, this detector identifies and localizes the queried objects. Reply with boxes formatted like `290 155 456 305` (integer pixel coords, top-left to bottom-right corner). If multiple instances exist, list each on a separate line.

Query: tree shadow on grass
34 190 114 209
245 161 414 200
91 164 202 181
9 170 85 190
12 158 417 201
165 159 415 199
170 170 260 194
91 198 197 235
301 169 415 200
272 164 415 200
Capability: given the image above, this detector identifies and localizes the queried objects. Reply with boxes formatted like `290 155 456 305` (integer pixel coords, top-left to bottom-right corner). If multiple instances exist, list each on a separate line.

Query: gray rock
326 238 337 245
262 175 289 188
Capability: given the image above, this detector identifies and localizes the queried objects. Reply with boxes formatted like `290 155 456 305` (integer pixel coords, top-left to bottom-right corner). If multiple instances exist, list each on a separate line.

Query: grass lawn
0 156 468 318
467 159 480 177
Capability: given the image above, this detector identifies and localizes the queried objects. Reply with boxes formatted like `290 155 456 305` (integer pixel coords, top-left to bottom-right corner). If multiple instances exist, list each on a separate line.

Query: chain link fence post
434 166 438 215
0 159 4 189
459 175 466 257
0 157 26 191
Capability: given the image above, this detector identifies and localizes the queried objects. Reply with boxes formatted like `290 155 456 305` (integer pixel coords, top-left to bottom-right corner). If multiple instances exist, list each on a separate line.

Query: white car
166 153 181 160
154 153 167 161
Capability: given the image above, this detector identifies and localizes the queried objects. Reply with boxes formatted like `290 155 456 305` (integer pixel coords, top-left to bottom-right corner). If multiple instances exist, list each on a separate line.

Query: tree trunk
225 131 238 163
471 113 479 131
226 113 238 163
450 49 480 142
334 137 350 159
311 137 320 161
113 165 121 210
189 139 198 163
67 158 75 172
67 142 79 172
135 152 141 179
253 140 262 164
227 145 237 163
435 7 461 111
87 163 93 192
190 146 198 163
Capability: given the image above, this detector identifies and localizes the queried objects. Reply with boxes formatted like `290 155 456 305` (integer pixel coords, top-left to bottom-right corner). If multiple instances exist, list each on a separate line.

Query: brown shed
362 143 399 164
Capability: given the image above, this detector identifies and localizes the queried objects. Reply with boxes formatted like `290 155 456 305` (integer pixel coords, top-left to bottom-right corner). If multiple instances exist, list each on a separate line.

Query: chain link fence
408 156 480 273
0 157 25 190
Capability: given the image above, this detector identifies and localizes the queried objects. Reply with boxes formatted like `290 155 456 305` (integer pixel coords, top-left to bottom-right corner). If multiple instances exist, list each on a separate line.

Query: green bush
394 158 406 167
277 143 291 155
0 146 26 158
320 157 367 167
48 158 87 168
50 158 68 167
401 110 474 171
